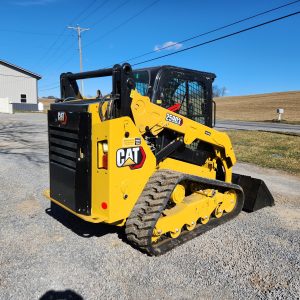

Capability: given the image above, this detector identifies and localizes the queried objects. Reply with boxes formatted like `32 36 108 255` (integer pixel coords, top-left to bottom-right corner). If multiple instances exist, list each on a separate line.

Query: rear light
101 202 108 209
102 153 108 169
102 142 108 153
97 141 108 169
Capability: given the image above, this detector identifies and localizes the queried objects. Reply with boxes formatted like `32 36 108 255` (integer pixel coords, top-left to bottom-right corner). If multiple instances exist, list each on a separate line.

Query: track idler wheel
214 206 223 218
200 215 210 224
224 190 237 213
170 228 181 238
170 184 185 204
186 221 196 231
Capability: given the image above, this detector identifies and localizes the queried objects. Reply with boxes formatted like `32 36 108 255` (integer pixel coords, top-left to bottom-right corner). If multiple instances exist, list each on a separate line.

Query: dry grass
215 91 300 122
226 130 300 176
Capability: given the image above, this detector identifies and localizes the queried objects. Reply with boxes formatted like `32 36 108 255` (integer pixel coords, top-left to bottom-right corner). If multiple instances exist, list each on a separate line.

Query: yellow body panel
130 89 235 182
89 114 156 223
159 158 217 180
46 90 237 224
44 189 105 223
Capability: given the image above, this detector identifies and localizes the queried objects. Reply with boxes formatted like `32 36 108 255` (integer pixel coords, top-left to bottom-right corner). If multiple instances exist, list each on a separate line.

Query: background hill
215 91 300 122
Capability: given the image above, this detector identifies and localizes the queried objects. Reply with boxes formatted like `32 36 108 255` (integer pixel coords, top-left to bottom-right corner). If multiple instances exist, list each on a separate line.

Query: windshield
132 71 149 96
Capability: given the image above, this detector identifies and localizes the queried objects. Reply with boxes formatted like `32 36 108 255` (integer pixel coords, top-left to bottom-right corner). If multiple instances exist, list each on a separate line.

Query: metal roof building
0 59 42 111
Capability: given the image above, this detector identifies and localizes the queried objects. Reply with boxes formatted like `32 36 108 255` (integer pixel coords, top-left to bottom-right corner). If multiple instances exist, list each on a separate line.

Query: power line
76 0 109 24
69 0 98 25
48 1 130 73
84 0 160 49
132 11 300 67
87 0 130 27
36 0 97 66
40 4 299 94
46 0 154 75
117 0 300 65
40 85 60 92
41 11 300 94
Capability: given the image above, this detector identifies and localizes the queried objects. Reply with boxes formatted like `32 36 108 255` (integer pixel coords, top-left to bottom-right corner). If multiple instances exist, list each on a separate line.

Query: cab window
132 71 149 96
154 71 206 124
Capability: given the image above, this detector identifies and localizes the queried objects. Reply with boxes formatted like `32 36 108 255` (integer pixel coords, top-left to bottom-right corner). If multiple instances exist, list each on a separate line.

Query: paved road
216 120 300 134
0 113 299 299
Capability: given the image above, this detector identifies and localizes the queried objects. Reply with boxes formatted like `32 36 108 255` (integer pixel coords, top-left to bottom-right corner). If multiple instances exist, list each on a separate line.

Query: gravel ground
0 113 299 300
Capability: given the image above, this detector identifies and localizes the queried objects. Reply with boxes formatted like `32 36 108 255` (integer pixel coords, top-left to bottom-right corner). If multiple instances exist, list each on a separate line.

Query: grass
226 130 300 176
215 90 300 122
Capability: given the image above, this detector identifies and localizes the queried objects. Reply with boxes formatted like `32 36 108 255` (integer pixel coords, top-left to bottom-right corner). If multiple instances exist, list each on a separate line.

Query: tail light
102 153 108 169
98 141 108 169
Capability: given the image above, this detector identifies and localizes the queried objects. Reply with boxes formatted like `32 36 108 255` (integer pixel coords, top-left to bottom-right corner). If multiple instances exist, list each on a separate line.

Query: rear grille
48 110 91 215
49 126 78 170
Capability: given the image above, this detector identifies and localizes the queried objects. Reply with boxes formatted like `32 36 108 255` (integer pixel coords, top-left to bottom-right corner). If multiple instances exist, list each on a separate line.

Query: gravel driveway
0 113 299 299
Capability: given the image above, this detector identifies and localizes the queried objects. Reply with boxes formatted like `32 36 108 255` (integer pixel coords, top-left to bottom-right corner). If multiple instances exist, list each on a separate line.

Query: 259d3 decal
116 146 146 169
166 113 183 126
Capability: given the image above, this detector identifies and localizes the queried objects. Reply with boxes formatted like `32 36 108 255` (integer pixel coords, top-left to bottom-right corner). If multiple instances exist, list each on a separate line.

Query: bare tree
213 85 227 97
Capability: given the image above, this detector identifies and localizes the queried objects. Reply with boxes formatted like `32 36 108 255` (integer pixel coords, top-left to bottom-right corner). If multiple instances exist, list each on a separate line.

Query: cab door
152 68 213 127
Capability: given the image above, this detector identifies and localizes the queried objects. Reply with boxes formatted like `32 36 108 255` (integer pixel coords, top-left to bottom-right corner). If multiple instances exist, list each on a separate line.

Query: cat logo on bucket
57 111 67 125
116 146 146 169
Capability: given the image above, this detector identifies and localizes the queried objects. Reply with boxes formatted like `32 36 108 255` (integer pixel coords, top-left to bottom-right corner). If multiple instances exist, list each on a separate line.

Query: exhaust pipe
232 173 275 212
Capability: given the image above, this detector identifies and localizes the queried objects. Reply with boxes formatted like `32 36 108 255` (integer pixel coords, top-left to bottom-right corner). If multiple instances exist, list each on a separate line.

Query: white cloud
13 0 58 6
154 41 183 52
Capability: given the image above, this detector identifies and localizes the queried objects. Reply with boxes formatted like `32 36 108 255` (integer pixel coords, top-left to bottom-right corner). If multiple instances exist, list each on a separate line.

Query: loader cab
58 63 216 128
133 66 216 127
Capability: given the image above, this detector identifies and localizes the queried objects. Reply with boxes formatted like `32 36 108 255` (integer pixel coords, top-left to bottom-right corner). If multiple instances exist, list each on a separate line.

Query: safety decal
123 138 136 147
116 146 146 169
122 137 142 147
166 113 183 126
135 138 141 145
57 111 67 125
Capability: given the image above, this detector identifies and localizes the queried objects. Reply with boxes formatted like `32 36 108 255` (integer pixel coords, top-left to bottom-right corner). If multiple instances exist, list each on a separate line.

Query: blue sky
1 0 300 97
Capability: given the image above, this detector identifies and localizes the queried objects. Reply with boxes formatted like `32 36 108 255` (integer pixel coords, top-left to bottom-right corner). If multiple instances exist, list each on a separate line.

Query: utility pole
67 25 90 95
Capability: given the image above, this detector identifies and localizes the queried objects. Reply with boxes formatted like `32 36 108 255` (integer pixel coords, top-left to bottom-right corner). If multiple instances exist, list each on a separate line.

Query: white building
0 59 41 112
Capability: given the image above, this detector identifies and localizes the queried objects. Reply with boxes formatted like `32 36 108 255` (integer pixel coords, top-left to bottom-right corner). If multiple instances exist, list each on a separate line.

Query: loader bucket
232 173 275 212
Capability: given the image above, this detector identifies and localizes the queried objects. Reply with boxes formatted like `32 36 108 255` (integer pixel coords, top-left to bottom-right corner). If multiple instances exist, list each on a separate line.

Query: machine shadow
40 289 83 300
45 202 123 239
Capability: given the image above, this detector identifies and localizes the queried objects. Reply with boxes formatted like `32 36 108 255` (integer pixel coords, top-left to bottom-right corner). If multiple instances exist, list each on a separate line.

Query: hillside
214 91 300 122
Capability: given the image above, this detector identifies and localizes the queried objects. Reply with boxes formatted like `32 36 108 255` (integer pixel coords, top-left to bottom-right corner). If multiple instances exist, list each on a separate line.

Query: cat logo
116 146 146 169
57 111 67 125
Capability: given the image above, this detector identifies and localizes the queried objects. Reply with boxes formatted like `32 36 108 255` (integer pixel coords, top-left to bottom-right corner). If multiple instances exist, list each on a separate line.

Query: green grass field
226 130 300 176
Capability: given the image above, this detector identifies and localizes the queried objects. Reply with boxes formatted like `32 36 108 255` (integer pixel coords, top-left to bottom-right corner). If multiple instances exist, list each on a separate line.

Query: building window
21 94 27 103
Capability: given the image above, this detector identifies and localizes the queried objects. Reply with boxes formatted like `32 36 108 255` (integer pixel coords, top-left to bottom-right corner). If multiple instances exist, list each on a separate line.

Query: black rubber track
125 169 244 256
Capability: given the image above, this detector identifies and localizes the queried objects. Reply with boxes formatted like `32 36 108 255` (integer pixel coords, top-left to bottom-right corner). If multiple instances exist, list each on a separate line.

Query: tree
213 85 227 97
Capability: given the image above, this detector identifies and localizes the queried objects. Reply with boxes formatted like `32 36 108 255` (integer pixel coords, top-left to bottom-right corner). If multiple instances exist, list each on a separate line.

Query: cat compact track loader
44 63 274 255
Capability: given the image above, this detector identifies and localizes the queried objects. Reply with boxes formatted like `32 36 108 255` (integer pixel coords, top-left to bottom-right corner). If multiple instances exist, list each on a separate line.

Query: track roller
125 169 244 256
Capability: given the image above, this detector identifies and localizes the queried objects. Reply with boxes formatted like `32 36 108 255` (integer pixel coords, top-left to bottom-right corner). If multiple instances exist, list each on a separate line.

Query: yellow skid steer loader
44 63 274 255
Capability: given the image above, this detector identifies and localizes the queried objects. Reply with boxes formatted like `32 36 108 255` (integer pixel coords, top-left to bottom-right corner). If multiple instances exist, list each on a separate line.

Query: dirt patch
17 195 41 217
272 193 299 207
250 273 289 292
275 207 300 230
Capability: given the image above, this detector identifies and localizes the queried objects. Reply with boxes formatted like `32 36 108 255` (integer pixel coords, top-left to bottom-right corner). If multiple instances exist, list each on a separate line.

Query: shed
0 59 42 112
